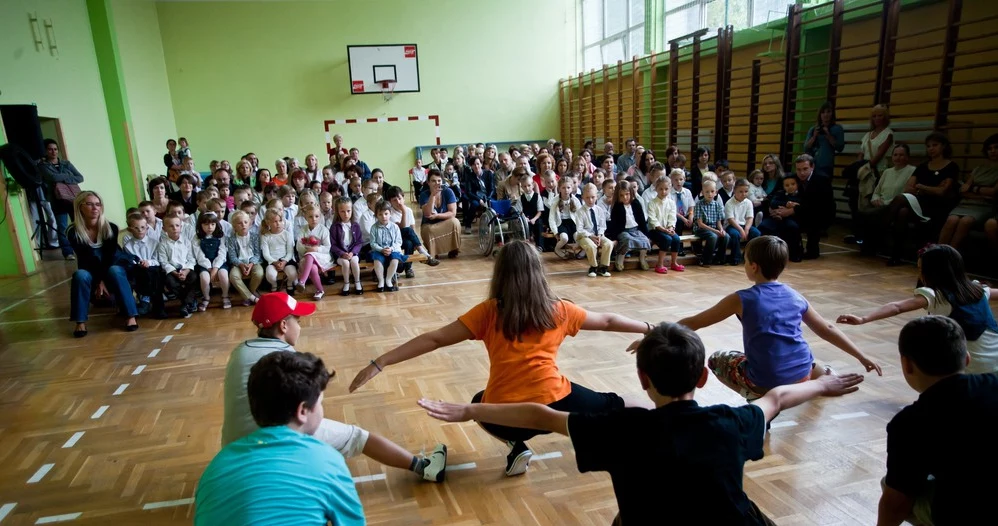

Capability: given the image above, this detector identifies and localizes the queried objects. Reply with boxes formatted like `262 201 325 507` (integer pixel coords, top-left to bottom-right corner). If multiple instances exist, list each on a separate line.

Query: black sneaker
505 441 532 477
587 266 597 277
404 268 415 278
598 266 611 277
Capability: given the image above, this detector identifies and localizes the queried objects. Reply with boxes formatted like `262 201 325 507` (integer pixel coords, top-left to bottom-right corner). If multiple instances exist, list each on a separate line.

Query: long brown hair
489 240 559 341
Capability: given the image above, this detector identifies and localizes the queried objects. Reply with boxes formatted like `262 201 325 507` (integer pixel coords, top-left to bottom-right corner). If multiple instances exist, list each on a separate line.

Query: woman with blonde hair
857 104 895 175
68 191 139 337
350 240 652 477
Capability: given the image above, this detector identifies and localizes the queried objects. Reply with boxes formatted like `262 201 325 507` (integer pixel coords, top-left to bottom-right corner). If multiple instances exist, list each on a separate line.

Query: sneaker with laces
505 441 532 477
421 444 448 482
598 266 611 277
587 266 597 277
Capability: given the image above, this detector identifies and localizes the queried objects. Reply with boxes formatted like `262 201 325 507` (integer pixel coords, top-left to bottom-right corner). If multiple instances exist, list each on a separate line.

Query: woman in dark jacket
68 191 139 337
37 139 84 259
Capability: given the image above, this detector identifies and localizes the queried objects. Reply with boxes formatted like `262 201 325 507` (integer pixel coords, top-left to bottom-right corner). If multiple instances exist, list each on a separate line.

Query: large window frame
663 0 796 46
582 0 646 71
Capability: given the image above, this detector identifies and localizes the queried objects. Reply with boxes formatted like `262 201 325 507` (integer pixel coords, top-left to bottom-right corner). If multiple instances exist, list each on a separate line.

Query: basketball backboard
347 44 420 95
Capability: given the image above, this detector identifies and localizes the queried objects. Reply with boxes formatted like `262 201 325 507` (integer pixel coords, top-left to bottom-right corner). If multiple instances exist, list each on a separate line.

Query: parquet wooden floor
0 233 974 525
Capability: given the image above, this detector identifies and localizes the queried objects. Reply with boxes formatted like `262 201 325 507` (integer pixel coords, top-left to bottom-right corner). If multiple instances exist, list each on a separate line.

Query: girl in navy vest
837 244 998 374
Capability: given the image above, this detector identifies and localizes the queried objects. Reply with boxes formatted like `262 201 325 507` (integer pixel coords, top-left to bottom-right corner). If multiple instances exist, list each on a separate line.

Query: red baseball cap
251 292 316 329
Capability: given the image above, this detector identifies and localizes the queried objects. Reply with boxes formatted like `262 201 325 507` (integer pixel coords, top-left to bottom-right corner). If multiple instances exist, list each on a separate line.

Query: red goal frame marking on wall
324 115 440 154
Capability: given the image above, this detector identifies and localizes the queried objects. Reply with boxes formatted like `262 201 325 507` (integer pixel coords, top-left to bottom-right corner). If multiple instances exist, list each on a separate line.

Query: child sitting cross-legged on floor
418 322 865 525
678 235 882 400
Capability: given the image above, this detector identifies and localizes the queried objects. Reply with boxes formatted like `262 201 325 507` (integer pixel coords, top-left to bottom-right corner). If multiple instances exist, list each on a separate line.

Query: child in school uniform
226 210 263 306
577 183 614 277
747 169 768 224
417 322 864 525
193 212 230 310
519 174 545 252
549 177 583 259
358 192 379 261
385 186 439 278
137 201 162 243
206 199 233 238
123 212 166 318
370 201 407 293
724 178 761 265
718 170 737 204
295 203 333 300
238 201 260 236
597 179 616 216
294 190 318 233
646 177 685 274
670 169 695 239
330 197 365 296
679 235 882 401
277 185 297 223
605 182 651 272
260 209 298 295
156 215 199 318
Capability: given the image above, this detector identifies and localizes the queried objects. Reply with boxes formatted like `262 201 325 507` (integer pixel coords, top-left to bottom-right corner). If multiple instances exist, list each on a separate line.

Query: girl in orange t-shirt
349 240 652 477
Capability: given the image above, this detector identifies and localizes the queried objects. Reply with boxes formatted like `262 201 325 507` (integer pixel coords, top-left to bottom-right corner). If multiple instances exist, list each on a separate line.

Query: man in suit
768 154 835 259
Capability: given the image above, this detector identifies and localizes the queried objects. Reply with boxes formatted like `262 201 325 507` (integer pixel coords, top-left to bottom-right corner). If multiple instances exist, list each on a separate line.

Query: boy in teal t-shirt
195 350 365 525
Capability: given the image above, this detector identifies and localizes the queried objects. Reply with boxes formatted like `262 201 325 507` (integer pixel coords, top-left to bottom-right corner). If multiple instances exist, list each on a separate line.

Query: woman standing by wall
805 102 845 177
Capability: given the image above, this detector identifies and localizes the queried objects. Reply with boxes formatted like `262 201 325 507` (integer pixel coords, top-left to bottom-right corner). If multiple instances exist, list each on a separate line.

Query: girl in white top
646 177 684 273
838 244 998 374
260 209 299 294
858 104 895 175
548 177 584 259
296 204 333 300
294 190 318 232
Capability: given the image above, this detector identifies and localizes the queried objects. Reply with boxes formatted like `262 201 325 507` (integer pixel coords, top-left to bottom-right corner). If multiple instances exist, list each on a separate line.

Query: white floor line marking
173 323 184 331
831 411 869 420
352 473 387 483
0 277 72 315
112 384 129 396
0 313 111 326
62 432 85 449
34 513 81 524
148 348 161 358
132 365 146 376
819 250 853 255
27 463 54 484
448 462 477 471
141 498 194 510
533 451 563 461
161 335 173 343
0 503 16 522
769 420 798 429
91 405 109 419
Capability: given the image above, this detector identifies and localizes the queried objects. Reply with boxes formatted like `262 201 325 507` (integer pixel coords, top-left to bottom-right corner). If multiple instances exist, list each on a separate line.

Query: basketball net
381 81 396 102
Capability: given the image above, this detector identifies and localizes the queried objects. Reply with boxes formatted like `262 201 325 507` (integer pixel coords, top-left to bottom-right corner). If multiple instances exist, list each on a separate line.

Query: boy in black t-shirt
418 322 864 525
878 315 998 526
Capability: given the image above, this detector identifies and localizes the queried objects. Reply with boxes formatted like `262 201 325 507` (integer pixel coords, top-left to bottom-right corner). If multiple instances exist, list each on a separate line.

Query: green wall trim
86 0 139 212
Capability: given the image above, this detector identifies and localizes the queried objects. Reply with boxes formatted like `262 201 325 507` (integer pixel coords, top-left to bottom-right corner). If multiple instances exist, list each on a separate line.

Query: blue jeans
725 225 760 263
649 230 682 252
696 230 727 263
56 212 74 257
71 266 138 322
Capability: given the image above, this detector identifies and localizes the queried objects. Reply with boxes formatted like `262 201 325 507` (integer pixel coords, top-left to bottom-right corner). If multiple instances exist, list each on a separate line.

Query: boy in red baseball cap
221 292 447 481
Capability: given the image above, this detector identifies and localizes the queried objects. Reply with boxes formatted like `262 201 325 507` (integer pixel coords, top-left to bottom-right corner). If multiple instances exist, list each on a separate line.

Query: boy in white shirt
358 192 380 259
577 183 614 277
386 186 439 278
138 201 162 243
670 169 696 247
123 212 166 318
156 215 199 317
723 178 761 265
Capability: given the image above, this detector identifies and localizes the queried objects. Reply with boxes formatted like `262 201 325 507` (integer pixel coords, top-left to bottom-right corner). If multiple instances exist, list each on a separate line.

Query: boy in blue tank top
678 235 882 399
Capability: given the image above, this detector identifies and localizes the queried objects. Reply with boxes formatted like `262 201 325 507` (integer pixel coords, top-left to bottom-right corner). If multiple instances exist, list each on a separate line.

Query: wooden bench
357 252 427 272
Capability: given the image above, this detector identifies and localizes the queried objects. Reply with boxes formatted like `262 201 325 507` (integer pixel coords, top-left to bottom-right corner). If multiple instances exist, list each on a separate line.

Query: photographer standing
805 102 845 178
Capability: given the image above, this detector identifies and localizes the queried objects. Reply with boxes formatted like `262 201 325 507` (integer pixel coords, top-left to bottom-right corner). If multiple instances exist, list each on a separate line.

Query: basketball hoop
381 80 397 102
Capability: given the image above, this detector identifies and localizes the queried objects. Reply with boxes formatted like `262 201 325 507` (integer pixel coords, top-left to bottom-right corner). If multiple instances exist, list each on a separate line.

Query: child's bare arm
418 400 569 436
836 296 927 325
678 293 741 330
753 373 864 422
803 305 883 375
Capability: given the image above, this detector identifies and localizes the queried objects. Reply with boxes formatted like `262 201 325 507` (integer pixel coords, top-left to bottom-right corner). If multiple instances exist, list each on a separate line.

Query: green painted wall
156 0 578 190
0 0 128 275
111 0 177 184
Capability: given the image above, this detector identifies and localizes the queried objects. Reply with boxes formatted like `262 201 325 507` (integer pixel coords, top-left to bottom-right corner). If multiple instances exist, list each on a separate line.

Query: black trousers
165 270 197 307
131 266 165 312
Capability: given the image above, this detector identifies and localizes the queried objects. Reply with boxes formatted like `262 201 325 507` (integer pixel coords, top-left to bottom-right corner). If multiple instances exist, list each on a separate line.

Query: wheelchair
477 199 529 257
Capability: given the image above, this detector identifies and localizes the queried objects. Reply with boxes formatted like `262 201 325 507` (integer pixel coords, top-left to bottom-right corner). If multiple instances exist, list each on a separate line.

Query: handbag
54 181 81 203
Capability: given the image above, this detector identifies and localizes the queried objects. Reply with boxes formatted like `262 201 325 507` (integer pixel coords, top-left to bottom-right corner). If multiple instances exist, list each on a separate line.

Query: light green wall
157 0 577 190
112 0 177 185
0 0 127 275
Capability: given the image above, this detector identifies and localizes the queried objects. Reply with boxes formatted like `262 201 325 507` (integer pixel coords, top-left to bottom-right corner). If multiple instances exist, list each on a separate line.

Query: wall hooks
28 13 44 52
43 19 58 57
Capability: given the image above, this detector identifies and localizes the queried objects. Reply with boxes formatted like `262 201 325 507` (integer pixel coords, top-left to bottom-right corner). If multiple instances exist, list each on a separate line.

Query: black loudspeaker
0 143 42 189
0 104 45 161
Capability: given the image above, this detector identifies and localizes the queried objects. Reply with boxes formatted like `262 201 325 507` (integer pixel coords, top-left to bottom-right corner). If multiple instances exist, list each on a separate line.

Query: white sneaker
554 246 567 259
421 444 447 482
313 290 324 300
505 442 532 477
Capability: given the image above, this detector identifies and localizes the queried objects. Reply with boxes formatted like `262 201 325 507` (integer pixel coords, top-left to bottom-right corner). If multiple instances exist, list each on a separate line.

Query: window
664 0 795 45
582 0 646 71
